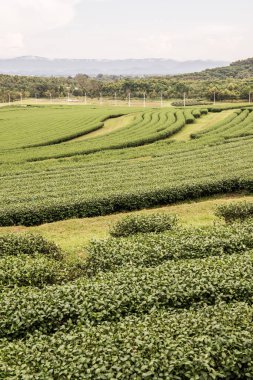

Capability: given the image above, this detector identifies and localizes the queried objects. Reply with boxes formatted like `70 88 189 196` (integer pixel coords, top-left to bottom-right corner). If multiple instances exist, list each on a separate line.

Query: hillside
178 57 253 80
0 56 227 77
1 58 253 103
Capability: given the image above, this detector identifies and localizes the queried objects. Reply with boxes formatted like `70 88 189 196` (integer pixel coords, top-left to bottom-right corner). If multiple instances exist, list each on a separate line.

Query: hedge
109 213 178 237
0 254 75 288
216 201 253 223
25 114 125 148
1 302 253 379
0 233 62 260
0 177 252 226
183 109 195 124
1 251 253 339
86 221 253 275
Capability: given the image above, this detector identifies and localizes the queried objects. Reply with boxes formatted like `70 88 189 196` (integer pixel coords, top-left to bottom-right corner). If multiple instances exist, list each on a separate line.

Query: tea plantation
0 104 253 378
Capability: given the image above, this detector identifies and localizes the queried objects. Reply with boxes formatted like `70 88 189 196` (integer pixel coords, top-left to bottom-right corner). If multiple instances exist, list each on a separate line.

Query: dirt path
173 110 235 141
69 113 137 143
1 193 252 257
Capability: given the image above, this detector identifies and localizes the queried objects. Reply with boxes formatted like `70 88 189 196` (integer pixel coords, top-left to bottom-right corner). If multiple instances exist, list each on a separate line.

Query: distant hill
0 56 228 77
178 58 253 80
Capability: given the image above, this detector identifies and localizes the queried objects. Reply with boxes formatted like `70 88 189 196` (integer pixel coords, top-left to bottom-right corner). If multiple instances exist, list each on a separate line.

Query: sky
0 0 252 61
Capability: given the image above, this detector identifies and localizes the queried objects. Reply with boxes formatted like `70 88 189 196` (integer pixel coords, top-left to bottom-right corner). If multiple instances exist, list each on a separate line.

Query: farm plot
0 105 130 150
0 135 252 226
0 101 253 378
193 108 253 140
0 107 190 162
1 216 253 378
0 105 252 227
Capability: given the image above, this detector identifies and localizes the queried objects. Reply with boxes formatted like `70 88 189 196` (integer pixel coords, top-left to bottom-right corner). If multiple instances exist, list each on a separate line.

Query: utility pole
183 92 186 107
128 92 131 107
8 93 11 106
66 86 70 102
143 92 146 108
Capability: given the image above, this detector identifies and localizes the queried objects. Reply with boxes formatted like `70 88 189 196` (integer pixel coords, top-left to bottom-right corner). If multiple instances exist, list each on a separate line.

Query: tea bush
109 213 178 237
192 109 201 118
0 105 252 226
0 254 73 288
0 105 253 378
1 251 253 339
0 233 63 260
1 303 253 379
1 176 251 227
171 100 212 106
183 109 195 124
86 221 253 275
216 201 253 222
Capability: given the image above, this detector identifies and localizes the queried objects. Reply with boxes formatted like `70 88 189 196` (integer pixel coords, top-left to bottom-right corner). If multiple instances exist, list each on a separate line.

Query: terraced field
0 105 252 226
0 103 253 378
0 107 189 162
0 106 131 149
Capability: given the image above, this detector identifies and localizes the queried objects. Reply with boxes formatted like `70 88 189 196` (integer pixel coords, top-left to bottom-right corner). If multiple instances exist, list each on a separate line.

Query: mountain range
0 56 228 77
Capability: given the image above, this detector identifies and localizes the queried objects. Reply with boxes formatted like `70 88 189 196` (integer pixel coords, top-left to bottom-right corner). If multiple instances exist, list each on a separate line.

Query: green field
0 104 252 226
0 103 253 378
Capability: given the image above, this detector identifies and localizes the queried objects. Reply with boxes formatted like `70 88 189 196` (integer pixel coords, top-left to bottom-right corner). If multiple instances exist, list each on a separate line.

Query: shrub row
190 109 242 139
216 201 253 222
86 221 253 275
109 213 178 237
25 114 125 148
0 233 62 260
183 109 195 124
0 177 252 226
171 100 212 106
1 302 253 379
26 110 186 162
0 254 76 288
1 251 253 339
192 109 201 118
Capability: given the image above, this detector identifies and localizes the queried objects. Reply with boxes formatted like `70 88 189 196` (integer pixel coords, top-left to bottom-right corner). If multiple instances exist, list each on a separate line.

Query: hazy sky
0 0 252 60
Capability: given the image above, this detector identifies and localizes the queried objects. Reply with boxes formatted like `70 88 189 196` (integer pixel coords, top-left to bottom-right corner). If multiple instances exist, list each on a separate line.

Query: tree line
1 72 253 103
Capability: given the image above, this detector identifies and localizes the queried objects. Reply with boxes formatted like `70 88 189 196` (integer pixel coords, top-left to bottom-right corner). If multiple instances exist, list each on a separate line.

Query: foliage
109 213 178 237
183 109 195 124
1 250 253 339
86 221 253 275
0 254 75 288
0 233 62 260
216 201 253 223
0 106 128 150
1 58 253 102
0 108 188 162
0 104 251 226
171 100 212 106
2 302 253 379
0 71 253 378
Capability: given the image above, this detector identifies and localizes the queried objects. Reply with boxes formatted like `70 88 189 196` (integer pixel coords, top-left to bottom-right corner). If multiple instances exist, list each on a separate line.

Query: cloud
0 33 24 50
14 0 82 30
137 34 174 57
0 0 252 60
0 0 81 56
134 23 248 60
